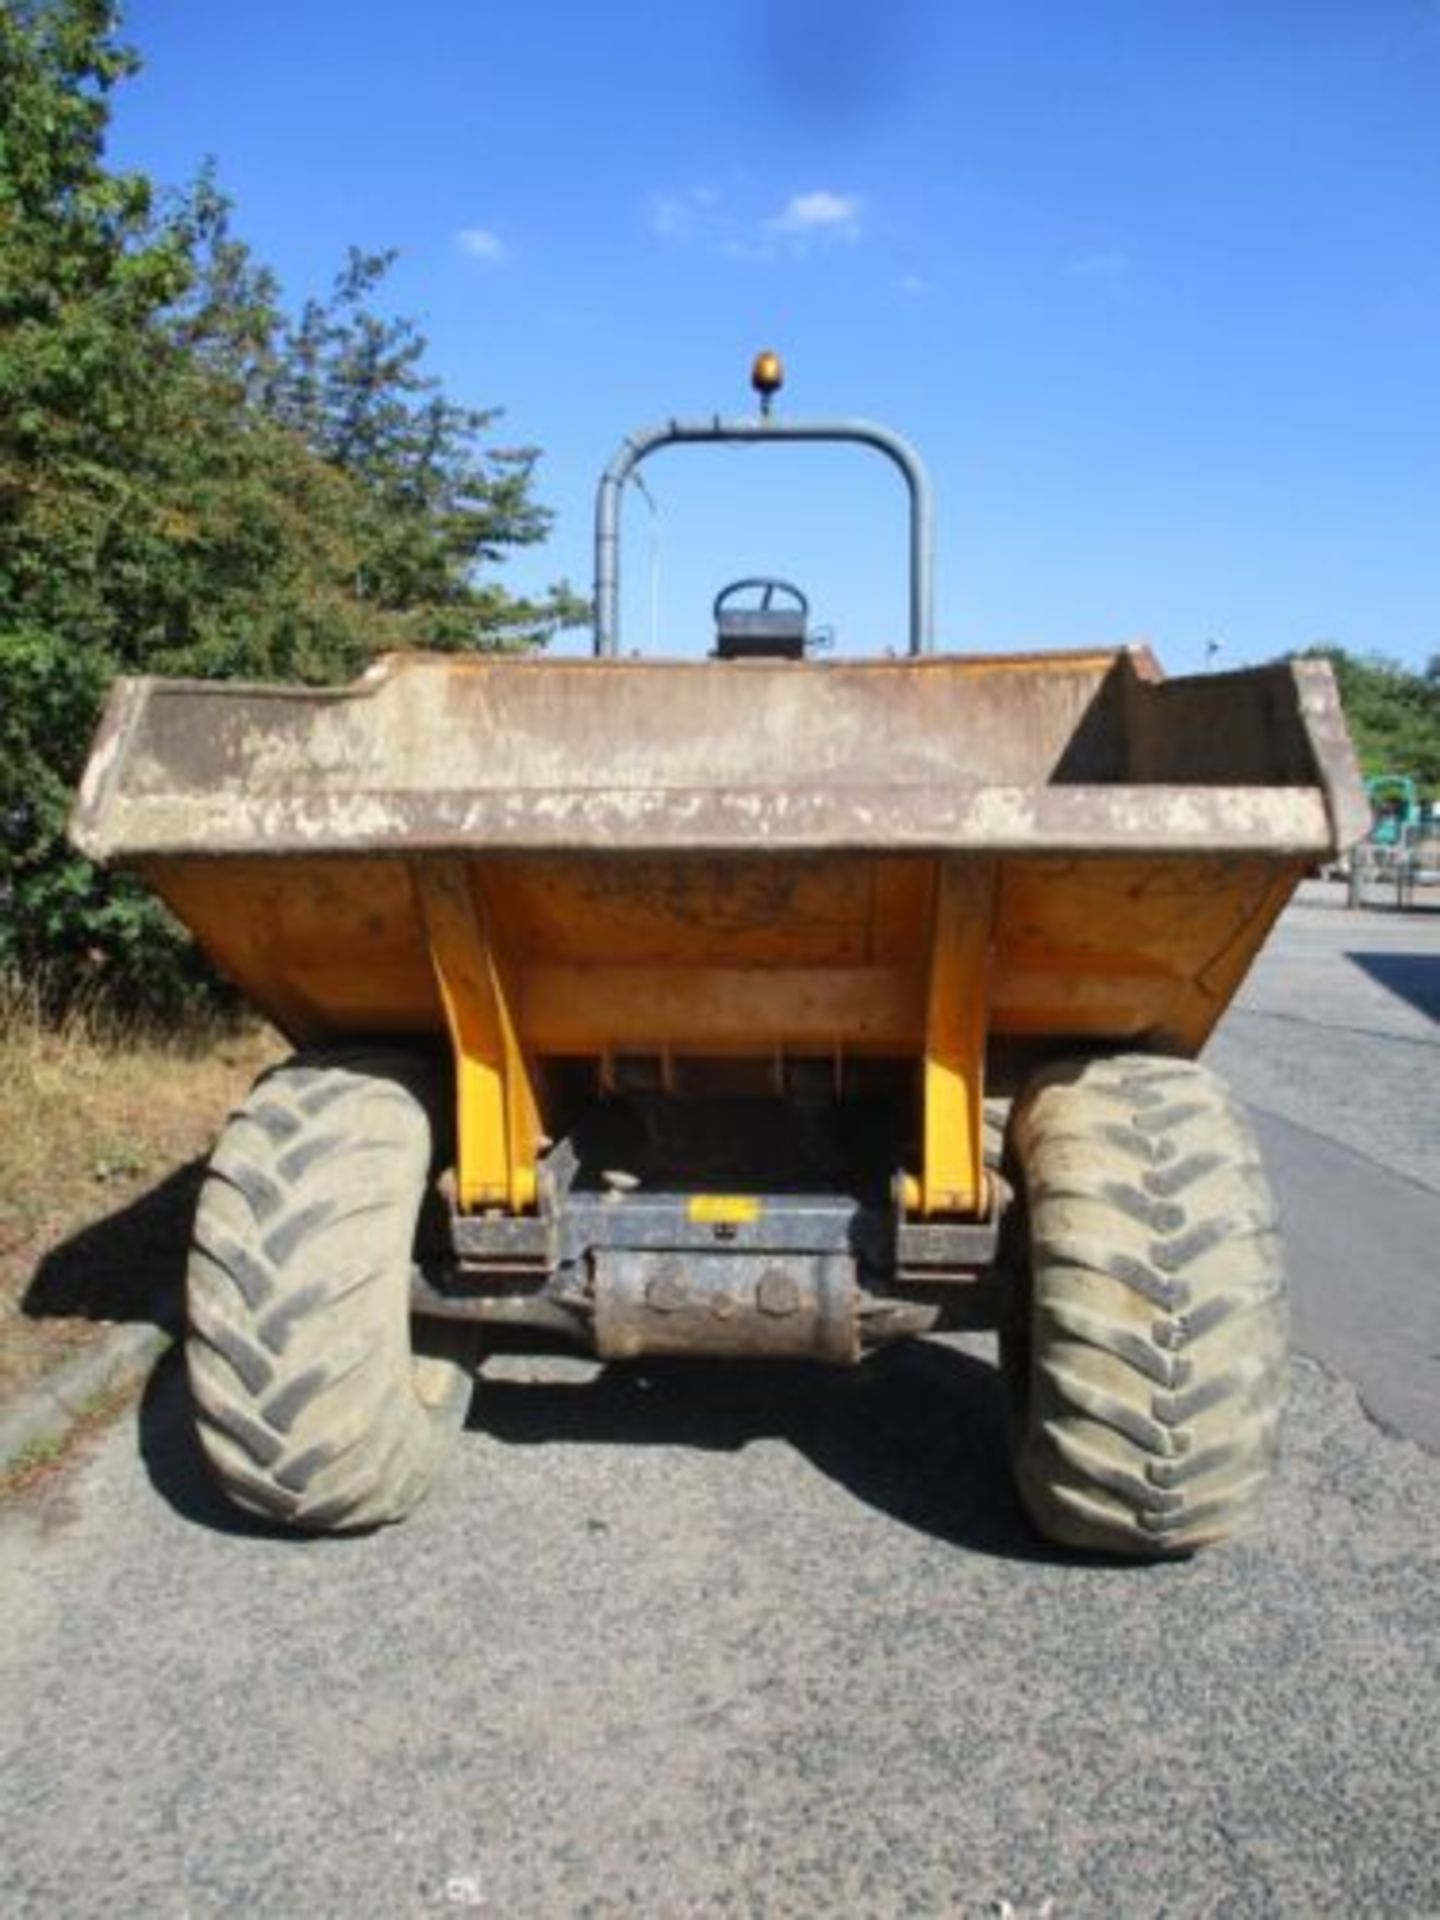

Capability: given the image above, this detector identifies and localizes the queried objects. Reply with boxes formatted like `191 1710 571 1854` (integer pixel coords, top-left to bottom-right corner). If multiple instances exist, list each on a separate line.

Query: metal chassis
412 853 996 1228
412 1158 1005 1361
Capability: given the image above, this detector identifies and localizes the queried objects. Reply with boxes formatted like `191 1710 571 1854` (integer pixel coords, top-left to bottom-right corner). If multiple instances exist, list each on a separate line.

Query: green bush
0 1 582 1022
1297 647 1440 799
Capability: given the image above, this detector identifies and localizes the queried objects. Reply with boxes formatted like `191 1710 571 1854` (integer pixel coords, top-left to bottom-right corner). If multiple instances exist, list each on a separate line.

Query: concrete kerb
0 1308 177 1478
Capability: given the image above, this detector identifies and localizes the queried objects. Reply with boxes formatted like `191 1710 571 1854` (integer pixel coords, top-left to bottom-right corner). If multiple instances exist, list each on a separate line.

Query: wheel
186 1049 473 1532
999 1054 1287 1557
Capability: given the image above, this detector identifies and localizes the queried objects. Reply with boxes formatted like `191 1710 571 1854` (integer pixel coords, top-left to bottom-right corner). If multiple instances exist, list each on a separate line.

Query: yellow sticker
686 1195 761 1225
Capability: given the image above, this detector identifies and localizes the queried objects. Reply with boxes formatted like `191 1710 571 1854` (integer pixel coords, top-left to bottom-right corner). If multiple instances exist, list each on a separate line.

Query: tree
0 0 581 1019
1296 646 1440 797
260 245 567 649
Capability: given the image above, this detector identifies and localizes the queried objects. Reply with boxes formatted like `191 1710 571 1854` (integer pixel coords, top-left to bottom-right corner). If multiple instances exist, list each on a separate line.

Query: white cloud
648 191 696 242
897 273 929 296
648 193 687 241
648 186 723 244
456 226 508 264
766 189 864 241
647 183 867 259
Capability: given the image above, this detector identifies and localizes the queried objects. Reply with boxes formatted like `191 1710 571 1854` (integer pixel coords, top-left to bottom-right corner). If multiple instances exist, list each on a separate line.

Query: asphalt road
2 886 1438 1918
1207 882 1440 1450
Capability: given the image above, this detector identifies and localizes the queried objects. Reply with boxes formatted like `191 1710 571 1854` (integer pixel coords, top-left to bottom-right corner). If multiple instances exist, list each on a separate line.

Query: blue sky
110 1 1439 672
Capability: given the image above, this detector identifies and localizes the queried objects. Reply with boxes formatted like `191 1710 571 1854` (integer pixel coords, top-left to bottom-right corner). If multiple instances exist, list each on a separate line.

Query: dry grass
0 980 283 1403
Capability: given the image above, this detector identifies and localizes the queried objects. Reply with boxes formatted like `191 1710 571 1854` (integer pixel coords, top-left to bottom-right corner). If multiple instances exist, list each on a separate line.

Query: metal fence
1346 831 1440 910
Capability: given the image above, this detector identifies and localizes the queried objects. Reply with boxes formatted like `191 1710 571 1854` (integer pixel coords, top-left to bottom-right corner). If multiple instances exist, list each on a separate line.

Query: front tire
999 1054 1287 1557
186 1049 472 1532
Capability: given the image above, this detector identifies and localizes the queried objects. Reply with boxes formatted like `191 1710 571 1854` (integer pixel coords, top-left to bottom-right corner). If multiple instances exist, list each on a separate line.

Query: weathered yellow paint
521 963 915 1054
919 860 995 1217
896 1173 923 1214
1181 862 1303 1050
135 848 1309 1220
481 856 931 968
688 1195 762 1224
412 860 539 1214
993 855 1309 1052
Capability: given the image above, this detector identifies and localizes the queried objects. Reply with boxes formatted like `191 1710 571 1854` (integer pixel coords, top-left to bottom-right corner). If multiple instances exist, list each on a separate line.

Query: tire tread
1002 1053 1288 1557
186 1049 471 1533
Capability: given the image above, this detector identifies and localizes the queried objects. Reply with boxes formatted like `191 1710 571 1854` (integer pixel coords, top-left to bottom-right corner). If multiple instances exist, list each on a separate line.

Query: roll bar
593 415 934 657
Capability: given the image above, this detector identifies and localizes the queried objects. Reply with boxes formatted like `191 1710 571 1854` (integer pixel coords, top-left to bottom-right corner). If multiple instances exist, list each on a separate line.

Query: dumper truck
70 357 1369 1556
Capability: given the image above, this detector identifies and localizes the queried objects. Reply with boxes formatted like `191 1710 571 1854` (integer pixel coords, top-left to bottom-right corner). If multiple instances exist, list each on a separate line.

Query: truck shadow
1345 950 1440 1024
137 1335 1071 1563
136 1353 273 1537
21 1161 199 1332
471 1339 1057 1561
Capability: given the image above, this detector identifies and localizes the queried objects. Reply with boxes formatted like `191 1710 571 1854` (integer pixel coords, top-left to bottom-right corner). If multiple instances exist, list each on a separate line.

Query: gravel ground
1206 885 1440 1449
2 884 1437 1918
1206 885 1439 1192
1 1341 1437 1919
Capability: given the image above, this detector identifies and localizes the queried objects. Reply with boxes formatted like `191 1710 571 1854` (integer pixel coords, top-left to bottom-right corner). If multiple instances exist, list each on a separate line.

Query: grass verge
0 978 282 1409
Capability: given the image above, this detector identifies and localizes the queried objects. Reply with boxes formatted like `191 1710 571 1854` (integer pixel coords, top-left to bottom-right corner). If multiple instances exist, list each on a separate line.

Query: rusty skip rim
73 783 1342 864
68 653 1370 867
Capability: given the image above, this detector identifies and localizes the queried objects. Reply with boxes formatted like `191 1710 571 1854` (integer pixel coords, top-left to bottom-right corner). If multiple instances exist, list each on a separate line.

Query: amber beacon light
750 349 784 415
